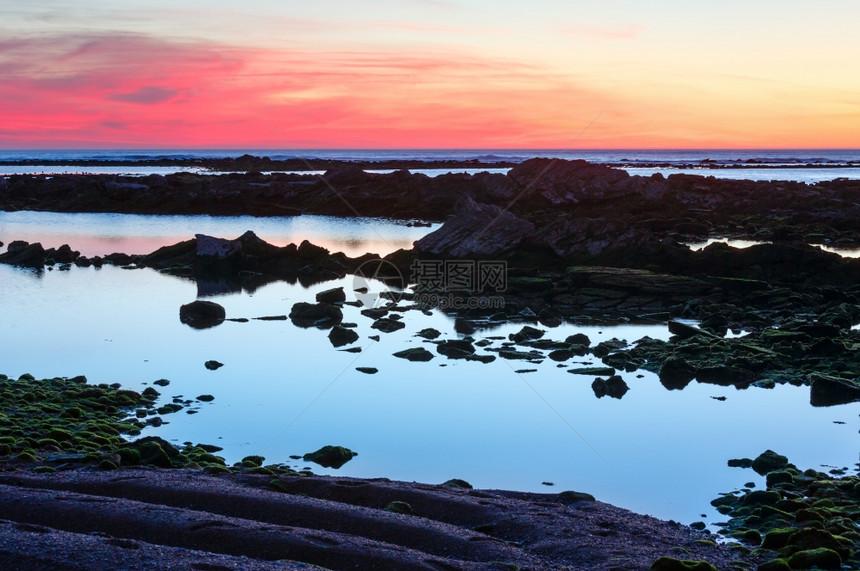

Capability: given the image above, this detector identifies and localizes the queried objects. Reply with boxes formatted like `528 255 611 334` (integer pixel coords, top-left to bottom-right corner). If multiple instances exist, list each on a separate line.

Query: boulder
328 325 359 347
592 375 630 399
302 445 357 469
316 287 346 304
393 348 434 362
659 356 695 390
179 300 226 329
810 373 860 407
435 340 476 359
289 302 343 328
0 241 46 268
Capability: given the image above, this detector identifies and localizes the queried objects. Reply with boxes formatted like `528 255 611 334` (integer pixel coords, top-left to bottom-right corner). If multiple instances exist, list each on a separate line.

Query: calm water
0 213 856 527
0 211 437 258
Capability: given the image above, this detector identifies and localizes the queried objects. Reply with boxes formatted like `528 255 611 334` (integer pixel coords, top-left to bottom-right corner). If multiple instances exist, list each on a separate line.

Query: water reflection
0 263 855 528
0 211 438 257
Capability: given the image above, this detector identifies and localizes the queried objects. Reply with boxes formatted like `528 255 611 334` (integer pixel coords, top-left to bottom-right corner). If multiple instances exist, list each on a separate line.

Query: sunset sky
2 1 859 149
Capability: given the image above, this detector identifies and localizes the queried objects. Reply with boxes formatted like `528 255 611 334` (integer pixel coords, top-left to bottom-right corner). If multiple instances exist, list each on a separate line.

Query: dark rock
196 394 215 402
659 356 696 390
414 196 536 258
328 325 359 347
548 349 574 362
204 360 223 370
316 287 346 304
786 548 841 570
0 241 46 268
568 366 615 376
393 347 434 362
441 478 473 489
416 328 441 339
565 333 591 347
751 450 790 476
509 326 545 343
372 317 406 333
810 373 860 407
302 445 357 469
355 367 378 374
179 300 226 329
727 458 753 469
454 318 476 334
436 340 476 359
591 375 629 399
289 302 343 328
465 354 496 364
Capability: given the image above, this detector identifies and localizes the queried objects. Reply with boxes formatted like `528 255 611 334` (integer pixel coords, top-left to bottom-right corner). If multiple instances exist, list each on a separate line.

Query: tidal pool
0 261 855 529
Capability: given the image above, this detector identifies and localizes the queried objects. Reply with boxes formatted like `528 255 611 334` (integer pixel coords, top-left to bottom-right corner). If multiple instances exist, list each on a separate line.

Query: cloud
110 86 178 104
0 30 614 148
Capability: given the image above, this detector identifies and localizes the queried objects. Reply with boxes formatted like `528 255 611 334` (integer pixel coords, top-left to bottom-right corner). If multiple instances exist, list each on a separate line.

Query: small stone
204 360 223 370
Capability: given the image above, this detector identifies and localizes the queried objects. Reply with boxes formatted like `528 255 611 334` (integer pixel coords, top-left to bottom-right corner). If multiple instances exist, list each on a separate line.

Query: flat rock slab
0 468 749 570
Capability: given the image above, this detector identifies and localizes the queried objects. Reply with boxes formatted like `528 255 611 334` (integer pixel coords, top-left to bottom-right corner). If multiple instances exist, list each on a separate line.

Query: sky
1 1 859 149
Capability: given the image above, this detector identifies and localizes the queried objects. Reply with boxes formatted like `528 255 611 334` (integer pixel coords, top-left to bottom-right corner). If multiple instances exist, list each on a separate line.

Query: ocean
1 149 860 182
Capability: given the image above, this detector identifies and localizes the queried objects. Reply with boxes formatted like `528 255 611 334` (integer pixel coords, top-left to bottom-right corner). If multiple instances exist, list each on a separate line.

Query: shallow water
0 211 437 257
0 262 855 528
685 237 860 258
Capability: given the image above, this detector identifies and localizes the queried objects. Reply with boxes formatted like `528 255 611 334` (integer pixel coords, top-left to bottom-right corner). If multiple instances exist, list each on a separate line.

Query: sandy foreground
0 466 744 570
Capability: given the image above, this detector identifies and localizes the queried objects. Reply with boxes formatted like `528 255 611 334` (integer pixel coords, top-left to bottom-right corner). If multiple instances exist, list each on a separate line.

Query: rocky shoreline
1 157 858 569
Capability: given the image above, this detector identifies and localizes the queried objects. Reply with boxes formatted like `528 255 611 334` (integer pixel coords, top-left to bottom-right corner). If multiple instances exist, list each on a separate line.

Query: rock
179 300 226 329
727 458 753 468
435 340 476 359
316 287 346 304
466 354 496 363
416 328 441 339
509 326 545 343
786 548 841 570
548 349 574 361
355 367 378 374
751 450 790 476
668 320 717 340
441 479 473 489
810 373 860 407
289 302 343 328
558 491 596 503
567 367 615 376
328 325 359 347
196 394 215 402
393 348 434 362
371 317 406 333
565 333 591 346
755 560 790 571
659 356 695 390
384 501 413 515
414 196 536 258
454 318 476 335
591 375 629 399
0 241 46 268
204 360 223 370
302 445 357 469
499 350 542 361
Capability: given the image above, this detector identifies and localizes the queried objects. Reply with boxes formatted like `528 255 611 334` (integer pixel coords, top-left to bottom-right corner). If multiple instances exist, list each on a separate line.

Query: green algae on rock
302 445 358 469
711 451 858 570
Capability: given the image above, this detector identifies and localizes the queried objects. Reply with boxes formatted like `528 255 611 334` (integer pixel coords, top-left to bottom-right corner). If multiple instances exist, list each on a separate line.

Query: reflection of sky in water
0 263 855 527
623 166 860 183
0 211 438 257
686 238 860 258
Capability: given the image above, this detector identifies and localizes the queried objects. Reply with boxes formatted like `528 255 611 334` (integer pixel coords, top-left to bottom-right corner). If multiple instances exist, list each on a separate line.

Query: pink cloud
0 31 613 148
